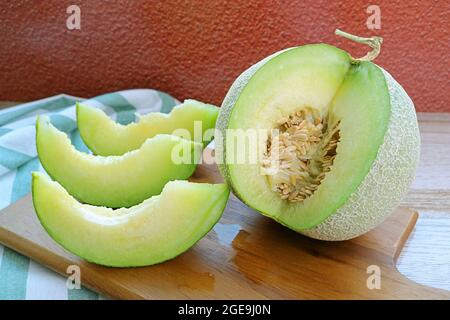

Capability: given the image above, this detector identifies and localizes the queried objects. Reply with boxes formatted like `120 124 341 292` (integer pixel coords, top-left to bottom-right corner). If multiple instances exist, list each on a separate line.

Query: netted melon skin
301 69 420 240
216 50 420 241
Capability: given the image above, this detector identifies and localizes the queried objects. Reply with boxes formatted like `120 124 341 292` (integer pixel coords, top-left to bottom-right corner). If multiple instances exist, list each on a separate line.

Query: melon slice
32 172 229 267
36 116 202 208
77 99 219 156
216 30 420 240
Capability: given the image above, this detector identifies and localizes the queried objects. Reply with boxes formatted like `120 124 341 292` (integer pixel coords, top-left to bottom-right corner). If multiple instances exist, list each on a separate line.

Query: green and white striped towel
0 89 179 299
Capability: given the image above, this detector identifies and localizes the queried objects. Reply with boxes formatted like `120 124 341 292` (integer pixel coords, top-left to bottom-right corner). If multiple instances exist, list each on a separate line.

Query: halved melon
32 172 229 267
36 116 202 208
77 99 219 156
216 31 420 240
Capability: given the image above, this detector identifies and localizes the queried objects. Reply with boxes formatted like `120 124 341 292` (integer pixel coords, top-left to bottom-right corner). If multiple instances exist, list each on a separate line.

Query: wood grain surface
0 101 449 298
397 113 450 292
0 147 449 299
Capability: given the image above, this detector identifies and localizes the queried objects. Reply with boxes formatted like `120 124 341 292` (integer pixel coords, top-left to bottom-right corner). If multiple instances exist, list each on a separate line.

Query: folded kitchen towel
0 89 179 299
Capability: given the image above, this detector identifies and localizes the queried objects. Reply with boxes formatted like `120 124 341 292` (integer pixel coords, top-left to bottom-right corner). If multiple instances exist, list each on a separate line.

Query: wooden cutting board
0 149 449 299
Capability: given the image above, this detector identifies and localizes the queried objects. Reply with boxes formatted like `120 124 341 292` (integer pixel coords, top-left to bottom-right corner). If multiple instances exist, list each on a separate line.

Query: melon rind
216 48 292 193
301 69 420 240
216 49 420 241
36 116 204 208
32 172 230 267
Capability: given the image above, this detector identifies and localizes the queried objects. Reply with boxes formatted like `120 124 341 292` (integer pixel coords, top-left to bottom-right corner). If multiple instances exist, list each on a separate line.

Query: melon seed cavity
261 107 340 202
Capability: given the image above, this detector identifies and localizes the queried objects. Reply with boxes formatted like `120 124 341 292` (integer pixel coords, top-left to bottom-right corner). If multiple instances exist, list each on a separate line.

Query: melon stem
334 29 383 62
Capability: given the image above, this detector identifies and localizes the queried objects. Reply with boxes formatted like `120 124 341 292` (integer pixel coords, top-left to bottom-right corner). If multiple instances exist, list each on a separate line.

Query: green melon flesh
32 172 229 267
77 99 219 156
216 44 420 240
36 116 202 208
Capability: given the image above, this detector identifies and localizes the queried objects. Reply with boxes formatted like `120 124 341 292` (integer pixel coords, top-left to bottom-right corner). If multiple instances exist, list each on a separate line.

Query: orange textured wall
0 1 448 112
